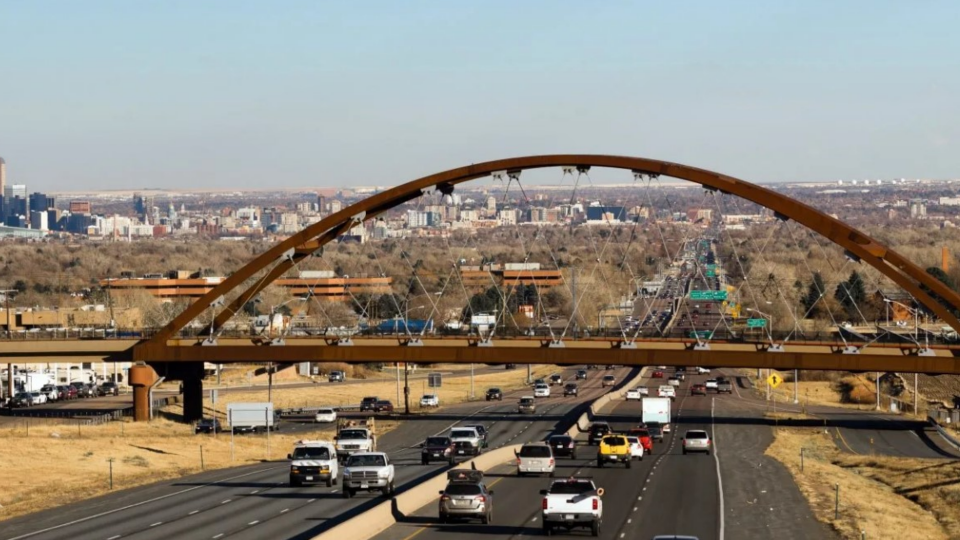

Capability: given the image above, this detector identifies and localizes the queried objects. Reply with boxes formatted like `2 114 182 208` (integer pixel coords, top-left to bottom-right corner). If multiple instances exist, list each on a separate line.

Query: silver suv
515 442 555 477
682 430 712 455
438 469 494 524
518 396 536 414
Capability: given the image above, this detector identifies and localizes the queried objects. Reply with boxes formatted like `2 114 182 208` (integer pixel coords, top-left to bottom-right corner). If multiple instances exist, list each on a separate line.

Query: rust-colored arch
143 155 960 347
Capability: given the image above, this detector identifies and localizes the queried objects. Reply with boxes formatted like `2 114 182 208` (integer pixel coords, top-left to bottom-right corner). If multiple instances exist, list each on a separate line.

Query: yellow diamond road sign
767 373 783 388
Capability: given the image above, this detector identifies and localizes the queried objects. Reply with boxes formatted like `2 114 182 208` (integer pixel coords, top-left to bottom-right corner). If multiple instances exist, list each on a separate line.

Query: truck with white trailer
641 397 671 434
227 402 280 433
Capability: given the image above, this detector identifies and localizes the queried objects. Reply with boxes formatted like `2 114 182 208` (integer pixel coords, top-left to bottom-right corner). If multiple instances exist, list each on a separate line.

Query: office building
69 201 92 214
0 157 6 199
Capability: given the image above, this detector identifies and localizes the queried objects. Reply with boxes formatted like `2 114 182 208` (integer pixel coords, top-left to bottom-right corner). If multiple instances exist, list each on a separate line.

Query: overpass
3 155 959 422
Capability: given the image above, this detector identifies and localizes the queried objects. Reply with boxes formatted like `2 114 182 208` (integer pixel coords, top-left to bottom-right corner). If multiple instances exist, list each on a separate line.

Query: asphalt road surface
372 369 837 540
1 366 637 540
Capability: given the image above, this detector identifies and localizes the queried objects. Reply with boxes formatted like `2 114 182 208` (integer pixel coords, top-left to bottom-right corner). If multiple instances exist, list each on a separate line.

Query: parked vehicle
438 469 494 524
12 392 35 407
518 396 537 414
29 391 47 405
485 387 503 401
597 434 632 468
547 434 578 459
360 396 380 412
40 384 60 402
421 436 455 465
195 418 222 434
289 440 339 487
682 430 712 455
100 382 120 396
516 442 555 477
57 385 77 400
314 408 337 423
341 452 395 497
419 394 440 408
540 478 604 536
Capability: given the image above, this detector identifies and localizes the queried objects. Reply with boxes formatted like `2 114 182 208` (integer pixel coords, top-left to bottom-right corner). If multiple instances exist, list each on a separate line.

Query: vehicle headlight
291 467 300 473
378 470 390 478
342 468 350 476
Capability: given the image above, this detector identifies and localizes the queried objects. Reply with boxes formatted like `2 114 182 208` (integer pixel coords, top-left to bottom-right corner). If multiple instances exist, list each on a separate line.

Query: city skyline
1 1 959 191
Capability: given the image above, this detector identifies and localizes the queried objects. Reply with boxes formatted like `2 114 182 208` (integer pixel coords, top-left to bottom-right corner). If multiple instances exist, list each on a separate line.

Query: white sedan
625 388 642 401
534 384 551 398
314 408 337 423
639 387 649 396
419 394 440 408
625 436 645 460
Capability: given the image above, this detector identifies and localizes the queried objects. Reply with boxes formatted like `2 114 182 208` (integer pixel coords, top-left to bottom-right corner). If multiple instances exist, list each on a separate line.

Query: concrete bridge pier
149 361 205 423
129 363 157 422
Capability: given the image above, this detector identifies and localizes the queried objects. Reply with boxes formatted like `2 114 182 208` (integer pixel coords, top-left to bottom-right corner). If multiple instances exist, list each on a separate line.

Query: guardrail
928 410 960 452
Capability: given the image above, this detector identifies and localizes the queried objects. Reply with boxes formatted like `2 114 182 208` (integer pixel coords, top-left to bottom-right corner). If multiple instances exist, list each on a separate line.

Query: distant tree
920 266 960 317
801 272 827 317
834 271 867 320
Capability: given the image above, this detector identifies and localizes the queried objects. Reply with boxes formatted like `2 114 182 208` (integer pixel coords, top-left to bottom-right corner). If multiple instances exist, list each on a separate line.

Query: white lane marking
149 522 162 527
248 521 259 526
213 535 224 539
280 508 289 514
188 510 199 515
250 490 259 494
308 498 316 503
221 499 231 504
712 397 726 540
107 536 121 540
5 466 284 540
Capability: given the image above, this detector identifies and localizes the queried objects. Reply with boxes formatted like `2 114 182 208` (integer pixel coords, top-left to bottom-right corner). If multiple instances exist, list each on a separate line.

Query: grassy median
765 426 953 539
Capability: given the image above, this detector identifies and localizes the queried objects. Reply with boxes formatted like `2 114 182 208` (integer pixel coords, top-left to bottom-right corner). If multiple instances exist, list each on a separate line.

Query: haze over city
2 1 959 191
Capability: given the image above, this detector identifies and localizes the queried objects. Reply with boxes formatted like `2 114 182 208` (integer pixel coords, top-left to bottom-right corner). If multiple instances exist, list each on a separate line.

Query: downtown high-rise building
0 156 6 198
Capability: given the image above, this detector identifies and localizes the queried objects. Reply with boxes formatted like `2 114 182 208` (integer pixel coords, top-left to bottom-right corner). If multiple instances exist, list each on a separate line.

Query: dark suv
195 418 222 434
485 388 503 401
547 434 578 459
359 396 379 412
576 370 588 380
588 422 612 445
421 436 455 465
563 383 579 397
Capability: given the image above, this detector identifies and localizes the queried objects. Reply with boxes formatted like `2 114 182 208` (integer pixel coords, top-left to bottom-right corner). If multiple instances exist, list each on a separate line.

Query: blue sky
1 1 958 191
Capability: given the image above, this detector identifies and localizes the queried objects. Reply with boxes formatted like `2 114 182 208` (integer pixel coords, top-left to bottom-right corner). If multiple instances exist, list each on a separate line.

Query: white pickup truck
540 478 604 536
341 452 395 498
335 421 376 462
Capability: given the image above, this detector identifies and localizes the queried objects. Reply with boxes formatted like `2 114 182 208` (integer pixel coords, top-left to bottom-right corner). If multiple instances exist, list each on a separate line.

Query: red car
627 428 654 452
373 400 395 413
691 384 707 396
652 371 664 379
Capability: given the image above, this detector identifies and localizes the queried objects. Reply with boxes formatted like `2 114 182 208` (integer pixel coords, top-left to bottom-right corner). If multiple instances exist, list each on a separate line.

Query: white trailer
227 402 279 433
641 397 671 426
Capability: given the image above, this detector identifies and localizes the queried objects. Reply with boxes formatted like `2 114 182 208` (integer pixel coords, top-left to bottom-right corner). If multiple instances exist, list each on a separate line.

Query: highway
1 366 638 540
372 369 839 540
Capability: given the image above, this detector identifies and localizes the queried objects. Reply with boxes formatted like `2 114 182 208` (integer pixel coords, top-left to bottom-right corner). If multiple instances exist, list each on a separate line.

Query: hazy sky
1 1 958 191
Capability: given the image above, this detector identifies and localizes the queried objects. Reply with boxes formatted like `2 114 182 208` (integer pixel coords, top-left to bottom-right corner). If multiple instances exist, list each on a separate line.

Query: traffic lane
710 393 837 540
135 367 633 540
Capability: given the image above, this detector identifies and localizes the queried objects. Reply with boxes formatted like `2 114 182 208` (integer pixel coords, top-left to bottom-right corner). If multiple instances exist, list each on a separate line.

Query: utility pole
403 362 410 414
876 371 881 411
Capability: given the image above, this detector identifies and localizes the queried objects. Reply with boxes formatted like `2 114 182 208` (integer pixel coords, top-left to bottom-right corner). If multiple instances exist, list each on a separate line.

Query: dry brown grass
204 365 557 413
738 369 883 411
765 426 949 539
0 417 399 522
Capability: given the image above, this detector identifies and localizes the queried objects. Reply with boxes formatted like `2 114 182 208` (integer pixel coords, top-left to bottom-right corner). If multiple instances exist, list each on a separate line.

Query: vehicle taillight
517 458 522 465
478 495 486 503
549 458 555 465
592 498 598 510
441 495 450 501
568 443 575 448
542 498 548 510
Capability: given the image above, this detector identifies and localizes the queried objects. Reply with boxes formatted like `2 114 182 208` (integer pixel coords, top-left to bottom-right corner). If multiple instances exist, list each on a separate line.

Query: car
449 427 483 455
691 384 707 396
576 369 588 380
515 442 555 477
439 469 494 524
601 375 616 387
57 385 77 400
668 377 681 388
588 422 612 445
639 387 649 396
11 392 35 407
464 424 488 447
505 364 517 370
419 394 440 408
315 408 337 423
40 384 60 402
518 396 537 414
549 374 563 386
534 384 551 398
328 370 346 383
652 370 664 378
421 436 455 465
625 436 645 460
359 396 380 412
697 367 711 374
646 424 664 442
717 380 733 394
625 388 642 401
597 434 632 468
485 387 503 401
341 452 395 497
288 440 339 487
372 400 394 413
682 430 712 455
100 382 120 396
547 434 578 459
195 418 222 434
705 379 719 391
563 383 579 397
29 391 47 405
674 372 685 382
627 427 653 453
540 478 603 536
658 385 676 399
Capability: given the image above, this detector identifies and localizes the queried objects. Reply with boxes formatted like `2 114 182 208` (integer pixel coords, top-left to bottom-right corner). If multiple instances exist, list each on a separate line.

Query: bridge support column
182 366 204 423
129 363 158 422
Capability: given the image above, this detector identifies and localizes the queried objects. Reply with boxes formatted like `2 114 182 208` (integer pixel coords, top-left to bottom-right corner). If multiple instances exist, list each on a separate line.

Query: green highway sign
706 270 716 278
690 290 728 301
706 264 717 270
746 318 767 328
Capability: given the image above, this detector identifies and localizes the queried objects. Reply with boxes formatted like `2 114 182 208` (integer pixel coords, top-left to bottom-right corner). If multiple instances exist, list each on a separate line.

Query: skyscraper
0 157 6 199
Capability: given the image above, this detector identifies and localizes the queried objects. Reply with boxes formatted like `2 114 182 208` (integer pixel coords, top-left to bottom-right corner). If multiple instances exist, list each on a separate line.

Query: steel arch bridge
123 154 960 371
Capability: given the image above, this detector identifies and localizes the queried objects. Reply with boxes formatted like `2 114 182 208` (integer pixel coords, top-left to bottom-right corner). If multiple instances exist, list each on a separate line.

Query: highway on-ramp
1 366 637 540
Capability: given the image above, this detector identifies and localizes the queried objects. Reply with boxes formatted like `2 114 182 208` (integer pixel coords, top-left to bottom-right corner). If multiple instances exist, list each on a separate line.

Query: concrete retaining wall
566 367 649 437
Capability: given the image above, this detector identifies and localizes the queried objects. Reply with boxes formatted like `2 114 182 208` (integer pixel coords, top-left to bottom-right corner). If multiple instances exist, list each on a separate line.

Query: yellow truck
596 433 632 468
